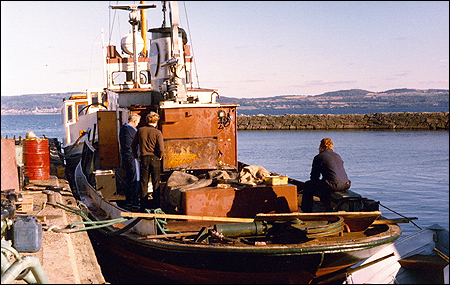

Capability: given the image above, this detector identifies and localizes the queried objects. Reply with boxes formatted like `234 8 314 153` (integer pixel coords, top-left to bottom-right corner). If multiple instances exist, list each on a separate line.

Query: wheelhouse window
186 70 191 84
111 71 150 85
112 71 132 85
101 91 108 105
91 92 99 105
67 105 73 121
77 104 87 115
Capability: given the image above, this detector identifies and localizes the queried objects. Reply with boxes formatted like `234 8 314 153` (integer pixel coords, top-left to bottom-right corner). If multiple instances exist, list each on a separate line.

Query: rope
379 203 422 230
70 218 131 231
46 201 142 235
145 208 170 234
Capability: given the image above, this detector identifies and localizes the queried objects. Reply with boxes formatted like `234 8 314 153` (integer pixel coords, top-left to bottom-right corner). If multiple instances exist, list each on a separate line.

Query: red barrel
23 139 50 180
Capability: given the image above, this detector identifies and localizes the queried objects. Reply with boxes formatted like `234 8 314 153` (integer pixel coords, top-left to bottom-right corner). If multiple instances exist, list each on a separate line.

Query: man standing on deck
132 111 164 210
301 138 351 213
119 112 141 211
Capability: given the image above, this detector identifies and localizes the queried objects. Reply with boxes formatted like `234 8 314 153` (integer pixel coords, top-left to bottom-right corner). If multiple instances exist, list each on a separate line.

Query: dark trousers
301 180 331 213
139 155 161 209
121 154 139 206
301 180 351 213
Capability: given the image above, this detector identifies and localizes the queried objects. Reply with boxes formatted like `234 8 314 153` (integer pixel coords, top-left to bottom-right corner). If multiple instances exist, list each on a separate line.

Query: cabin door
97 111 120 168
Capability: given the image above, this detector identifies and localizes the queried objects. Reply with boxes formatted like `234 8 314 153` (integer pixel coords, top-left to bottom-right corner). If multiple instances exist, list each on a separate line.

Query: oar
121 212 254 223
433 248 449 262
372 217 418 225
254 211 381 221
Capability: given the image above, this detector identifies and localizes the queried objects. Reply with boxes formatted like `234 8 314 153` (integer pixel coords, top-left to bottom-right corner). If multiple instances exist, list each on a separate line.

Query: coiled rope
145 208 170 234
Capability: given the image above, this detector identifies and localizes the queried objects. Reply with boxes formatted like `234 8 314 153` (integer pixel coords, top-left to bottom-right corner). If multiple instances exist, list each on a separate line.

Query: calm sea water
238 129 449 236
1 114 449 237
1 114 64 140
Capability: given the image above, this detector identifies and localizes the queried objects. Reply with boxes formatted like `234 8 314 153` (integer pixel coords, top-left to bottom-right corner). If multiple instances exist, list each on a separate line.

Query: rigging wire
379 203 422 230
182 1 201 89
88 33 102 88
108 1 121 45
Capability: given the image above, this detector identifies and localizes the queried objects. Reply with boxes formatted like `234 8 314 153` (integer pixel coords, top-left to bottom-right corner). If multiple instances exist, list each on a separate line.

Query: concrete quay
5 176 106 284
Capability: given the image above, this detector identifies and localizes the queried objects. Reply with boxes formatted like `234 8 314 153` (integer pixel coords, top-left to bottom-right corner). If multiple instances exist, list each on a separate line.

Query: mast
141 1 148 57
109 3 156 88
131 12 139 88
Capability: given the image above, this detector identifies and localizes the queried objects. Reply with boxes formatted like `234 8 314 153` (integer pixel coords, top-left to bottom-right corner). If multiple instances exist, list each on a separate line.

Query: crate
16 195 34 213
264 175 288 186
94 170 117 198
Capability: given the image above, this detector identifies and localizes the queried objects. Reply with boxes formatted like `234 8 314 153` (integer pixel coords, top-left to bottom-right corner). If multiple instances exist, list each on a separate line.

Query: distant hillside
1 92 79 114
217 89 449 112
1 88 448 115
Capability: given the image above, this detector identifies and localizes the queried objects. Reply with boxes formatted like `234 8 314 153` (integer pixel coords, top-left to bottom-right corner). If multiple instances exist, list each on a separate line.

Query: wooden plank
433 248 449 263
105 194 126 201
121 212 254 223
372 218 418 225
254 211 381 221
123 211 383 226
255 211 382 232
138 232 199 240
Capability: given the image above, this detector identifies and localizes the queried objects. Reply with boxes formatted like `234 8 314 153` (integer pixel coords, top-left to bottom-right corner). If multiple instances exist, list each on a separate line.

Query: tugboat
60 2 402 283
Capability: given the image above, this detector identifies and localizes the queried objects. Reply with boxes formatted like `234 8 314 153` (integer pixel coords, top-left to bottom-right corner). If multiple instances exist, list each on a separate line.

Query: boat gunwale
75 161 402 255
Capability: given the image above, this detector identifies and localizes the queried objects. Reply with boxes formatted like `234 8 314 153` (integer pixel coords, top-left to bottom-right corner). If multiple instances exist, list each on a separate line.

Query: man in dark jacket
131 111 164 210
301 138 351 213
119 112 141 210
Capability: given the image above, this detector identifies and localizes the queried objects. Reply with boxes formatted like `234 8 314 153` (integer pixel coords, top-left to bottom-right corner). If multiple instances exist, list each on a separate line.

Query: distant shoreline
1 111 58 115
2 109 449 116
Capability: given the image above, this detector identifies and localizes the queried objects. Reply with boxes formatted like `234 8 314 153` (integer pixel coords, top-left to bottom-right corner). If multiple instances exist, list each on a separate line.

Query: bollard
43 190 56 205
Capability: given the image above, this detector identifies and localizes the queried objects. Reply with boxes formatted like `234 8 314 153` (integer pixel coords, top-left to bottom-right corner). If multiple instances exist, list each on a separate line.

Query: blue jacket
310 149 350 191
119 123 137 156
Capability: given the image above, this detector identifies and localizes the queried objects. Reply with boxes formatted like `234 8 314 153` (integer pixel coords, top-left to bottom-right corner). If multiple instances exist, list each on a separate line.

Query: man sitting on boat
132 111 164 210
301 138 351 213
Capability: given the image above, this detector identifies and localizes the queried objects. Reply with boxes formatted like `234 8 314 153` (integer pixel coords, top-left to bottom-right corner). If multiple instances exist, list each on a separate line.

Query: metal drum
23 139 50 180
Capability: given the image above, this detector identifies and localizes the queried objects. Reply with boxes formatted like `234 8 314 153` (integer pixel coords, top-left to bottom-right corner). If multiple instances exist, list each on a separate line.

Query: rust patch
164 138 218 170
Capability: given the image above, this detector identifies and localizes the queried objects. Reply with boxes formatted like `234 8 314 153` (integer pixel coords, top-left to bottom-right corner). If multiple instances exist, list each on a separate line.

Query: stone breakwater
237 112 449 130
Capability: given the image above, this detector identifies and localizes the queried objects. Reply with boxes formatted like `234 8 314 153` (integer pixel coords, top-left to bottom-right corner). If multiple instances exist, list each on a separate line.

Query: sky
1 1 448 98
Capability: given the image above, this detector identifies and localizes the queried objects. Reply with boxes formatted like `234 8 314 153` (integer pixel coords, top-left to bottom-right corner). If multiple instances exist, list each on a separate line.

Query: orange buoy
23 139 50 180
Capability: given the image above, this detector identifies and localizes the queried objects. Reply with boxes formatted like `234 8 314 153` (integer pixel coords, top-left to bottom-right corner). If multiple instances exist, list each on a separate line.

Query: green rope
47 201 88 219
145 208 170 234
47 201 142 235
70 218 131 231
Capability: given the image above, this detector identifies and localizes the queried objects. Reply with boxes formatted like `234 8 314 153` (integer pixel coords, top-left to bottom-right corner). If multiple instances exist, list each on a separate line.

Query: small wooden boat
343 224 449 284
74 157 402 284
62 2 403 283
